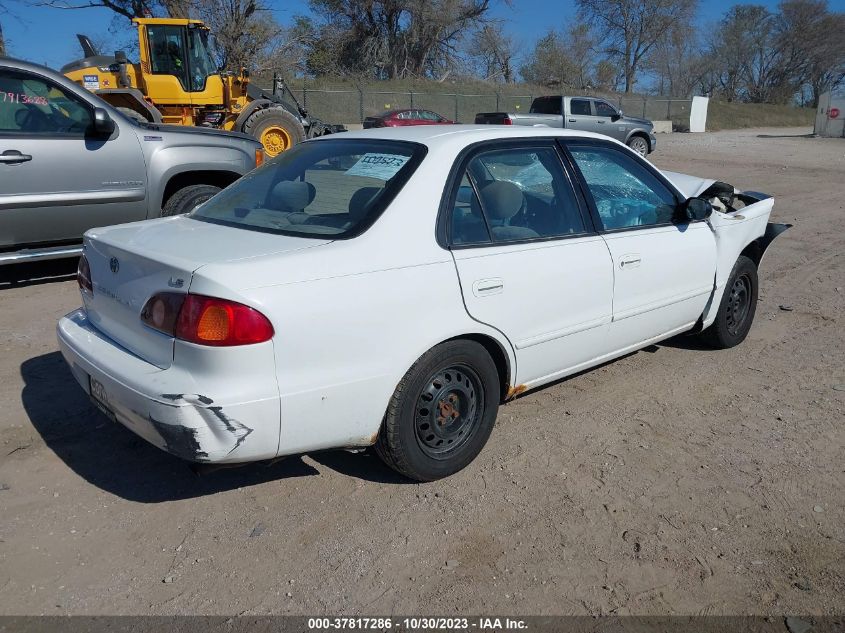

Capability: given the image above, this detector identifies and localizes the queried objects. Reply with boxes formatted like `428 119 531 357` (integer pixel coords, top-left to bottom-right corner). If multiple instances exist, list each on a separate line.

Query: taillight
503 117 513 125
254 148 265 168
141 292 274 346
77 254 93 294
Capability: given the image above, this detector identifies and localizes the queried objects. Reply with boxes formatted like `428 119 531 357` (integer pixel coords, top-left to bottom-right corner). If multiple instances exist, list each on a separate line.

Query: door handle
619 255 642 269
472 278 504 297
596 120 606 124
0 150 33 164
568 119 576 123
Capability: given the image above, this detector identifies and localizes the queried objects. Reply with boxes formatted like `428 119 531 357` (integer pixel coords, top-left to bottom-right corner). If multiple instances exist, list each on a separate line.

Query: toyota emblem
109 257 120 274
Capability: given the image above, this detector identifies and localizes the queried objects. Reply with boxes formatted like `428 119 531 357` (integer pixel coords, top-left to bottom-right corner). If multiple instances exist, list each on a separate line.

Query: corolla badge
109 257 120 274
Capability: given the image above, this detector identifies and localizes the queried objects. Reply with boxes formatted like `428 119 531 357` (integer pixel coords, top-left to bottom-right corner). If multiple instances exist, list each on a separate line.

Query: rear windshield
190 139 426 238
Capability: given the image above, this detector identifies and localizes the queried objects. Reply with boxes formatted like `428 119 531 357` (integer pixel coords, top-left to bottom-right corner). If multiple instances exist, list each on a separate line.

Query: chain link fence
282 84 693 127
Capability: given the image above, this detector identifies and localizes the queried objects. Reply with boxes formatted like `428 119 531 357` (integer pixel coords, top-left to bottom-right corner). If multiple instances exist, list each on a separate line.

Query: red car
363 109 455 128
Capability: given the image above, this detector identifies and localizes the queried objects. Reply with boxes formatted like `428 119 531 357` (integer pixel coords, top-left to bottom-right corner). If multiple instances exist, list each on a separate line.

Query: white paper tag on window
346 153 409 180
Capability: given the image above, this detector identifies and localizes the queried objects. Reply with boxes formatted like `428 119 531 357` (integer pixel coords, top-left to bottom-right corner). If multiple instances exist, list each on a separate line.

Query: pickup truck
476 96 657 157
0 57 264 266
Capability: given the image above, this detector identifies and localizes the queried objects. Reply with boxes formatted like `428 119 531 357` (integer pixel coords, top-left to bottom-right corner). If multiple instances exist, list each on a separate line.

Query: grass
705 101 815 131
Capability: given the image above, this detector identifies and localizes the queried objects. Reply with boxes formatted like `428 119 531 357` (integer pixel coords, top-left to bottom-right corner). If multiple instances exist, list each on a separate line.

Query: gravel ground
0 127 842 617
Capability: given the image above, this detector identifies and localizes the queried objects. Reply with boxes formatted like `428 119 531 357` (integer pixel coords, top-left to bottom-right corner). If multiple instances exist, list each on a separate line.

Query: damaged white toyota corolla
57 126 789 481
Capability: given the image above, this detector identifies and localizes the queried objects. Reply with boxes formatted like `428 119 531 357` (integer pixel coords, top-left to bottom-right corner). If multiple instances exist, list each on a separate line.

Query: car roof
333 124 619 149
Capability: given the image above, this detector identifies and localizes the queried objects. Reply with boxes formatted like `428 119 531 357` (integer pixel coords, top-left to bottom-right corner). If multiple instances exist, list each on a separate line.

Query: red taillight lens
503 117 513 125
77 254 93 294
141 293 273 346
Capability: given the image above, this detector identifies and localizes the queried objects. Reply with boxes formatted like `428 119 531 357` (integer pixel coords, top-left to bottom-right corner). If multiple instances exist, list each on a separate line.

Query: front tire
242 107 305 157
701 255 758 349
161 184 221 217
627 135 650 157
375 340 500 481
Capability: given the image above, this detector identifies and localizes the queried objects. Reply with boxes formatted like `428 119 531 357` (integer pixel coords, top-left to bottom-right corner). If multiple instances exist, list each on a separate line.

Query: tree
304 0 493 79
646 22 709 97
576 0 697 93
0 21 6 57
468 22 516 82
193 0 281 71
520 31 575 86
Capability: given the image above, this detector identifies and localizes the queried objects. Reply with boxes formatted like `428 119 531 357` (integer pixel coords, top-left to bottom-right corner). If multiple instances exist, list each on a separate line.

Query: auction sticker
83 74 100 90
346 153 409 180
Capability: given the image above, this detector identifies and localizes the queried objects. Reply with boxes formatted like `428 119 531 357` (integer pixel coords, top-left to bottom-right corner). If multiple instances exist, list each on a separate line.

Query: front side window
0 70 91 136
595 101 617 117
568 144 678 230
570 99 591 116
191 139 425 238
449 145 586 245
186 27 218 91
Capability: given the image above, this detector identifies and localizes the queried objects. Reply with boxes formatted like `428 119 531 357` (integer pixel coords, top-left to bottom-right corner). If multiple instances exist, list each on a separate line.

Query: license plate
89 375 117 423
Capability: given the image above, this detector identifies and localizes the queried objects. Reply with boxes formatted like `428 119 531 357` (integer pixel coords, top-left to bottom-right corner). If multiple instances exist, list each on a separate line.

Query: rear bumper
57 308 281 463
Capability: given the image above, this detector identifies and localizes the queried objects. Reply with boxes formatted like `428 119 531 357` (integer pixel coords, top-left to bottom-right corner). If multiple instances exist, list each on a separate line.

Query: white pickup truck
476 95 657 157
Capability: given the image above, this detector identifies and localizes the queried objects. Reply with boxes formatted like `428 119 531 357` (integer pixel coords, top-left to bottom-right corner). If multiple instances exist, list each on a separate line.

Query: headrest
477 181 524 221
268 180 316 213
348 187 382 223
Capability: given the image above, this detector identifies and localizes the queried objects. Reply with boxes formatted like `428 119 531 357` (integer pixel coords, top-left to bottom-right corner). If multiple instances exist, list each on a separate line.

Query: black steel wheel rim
726 273 751 335
415 363 484 459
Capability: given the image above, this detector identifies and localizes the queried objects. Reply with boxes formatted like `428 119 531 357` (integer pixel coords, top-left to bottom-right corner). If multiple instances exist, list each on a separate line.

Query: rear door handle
472 278 504 297
619 255 642 269
0 150 33 164
568 119 576 123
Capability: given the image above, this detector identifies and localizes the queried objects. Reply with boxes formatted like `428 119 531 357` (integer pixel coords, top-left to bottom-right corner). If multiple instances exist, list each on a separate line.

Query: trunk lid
82 215 330 369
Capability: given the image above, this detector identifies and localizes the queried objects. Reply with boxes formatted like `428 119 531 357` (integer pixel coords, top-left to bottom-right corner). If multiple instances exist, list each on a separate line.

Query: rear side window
530 97 562 115
191 139 426 238
570 99 591 115
449 145 586 245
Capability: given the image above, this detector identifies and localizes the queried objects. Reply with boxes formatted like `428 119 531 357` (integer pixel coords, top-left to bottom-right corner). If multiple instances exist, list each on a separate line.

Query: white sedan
57 126 789 481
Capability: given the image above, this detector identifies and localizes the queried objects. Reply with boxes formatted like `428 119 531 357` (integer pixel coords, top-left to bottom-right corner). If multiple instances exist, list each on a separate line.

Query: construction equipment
62 18 344 156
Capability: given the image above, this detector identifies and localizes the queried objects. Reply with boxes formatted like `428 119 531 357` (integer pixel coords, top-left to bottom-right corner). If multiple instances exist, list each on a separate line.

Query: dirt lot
0 127 842 617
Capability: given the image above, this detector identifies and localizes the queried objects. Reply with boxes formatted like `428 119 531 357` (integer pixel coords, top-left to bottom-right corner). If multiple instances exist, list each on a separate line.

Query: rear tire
242 107 305 157
375 340 500 481
700 255 758 349
161 184 221 217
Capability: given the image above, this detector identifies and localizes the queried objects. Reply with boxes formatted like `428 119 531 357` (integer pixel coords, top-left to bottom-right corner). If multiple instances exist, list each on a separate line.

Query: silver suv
0 58 263 265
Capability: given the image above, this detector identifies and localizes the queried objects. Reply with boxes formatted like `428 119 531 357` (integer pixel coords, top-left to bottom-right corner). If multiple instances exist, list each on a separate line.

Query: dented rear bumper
57 308 281 463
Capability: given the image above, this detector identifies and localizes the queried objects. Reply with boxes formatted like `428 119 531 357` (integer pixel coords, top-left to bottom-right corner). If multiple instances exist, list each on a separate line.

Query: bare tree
305 0 493 79
193 0 282 71
576 0 697 93
646 22 709 96
468 21 516 82
0 21 6 57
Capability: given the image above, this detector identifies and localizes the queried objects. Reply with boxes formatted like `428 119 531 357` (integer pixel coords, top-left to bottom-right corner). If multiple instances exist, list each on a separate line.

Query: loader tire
242 107 305 157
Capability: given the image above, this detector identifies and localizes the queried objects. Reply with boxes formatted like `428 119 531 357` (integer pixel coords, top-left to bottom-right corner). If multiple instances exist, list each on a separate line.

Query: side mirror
92 107 116 136
115 50 128 64
611 111 622 121
681 197 713 222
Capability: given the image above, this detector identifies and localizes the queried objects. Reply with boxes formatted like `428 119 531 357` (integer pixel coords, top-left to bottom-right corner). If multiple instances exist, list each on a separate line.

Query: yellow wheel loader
62 18 344 156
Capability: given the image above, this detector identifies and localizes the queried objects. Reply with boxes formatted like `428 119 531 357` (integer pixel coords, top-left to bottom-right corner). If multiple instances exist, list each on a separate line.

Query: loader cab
135 18 224 107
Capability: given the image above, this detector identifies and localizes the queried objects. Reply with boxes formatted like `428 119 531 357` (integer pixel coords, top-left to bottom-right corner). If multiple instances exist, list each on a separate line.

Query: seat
347 186 383 224
267 180 316 222
477 181 539 241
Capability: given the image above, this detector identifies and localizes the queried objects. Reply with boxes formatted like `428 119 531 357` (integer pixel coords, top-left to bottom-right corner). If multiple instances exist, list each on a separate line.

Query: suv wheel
162 184 221 217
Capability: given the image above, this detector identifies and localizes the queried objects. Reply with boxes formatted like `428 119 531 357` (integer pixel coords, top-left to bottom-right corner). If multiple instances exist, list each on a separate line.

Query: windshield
187 27 217 91
190 139 427 238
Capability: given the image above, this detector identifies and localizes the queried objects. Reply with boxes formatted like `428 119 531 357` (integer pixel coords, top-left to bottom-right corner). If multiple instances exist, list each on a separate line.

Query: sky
2 0 841 72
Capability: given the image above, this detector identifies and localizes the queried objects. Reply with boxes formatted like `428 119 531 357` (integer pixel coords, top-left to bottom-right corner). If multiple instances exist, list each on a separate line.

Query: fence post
301 77 307 110
642 97 647 118
455 93 459 122
666 99 671 119
357 85 364 123
409 90 414 108
496 92 500 112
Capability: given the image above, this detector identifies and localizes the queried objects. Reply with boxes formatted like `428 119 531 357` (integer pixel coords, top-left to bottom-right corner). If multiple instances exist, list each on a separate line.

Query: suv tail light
77 254 93 294
503 117 513 125
141 293 274 346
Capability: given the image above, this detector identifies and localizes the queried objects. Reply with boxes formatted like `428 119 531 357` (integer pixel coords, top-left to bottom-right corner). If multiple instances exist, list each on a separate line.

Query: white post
689 96 709 133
